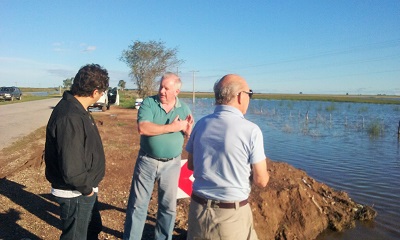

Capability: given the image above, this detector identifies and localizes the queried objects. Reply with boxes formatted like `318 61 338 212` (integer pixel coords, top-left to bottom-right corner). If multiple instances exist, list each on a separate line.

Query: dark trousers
55 193 102 240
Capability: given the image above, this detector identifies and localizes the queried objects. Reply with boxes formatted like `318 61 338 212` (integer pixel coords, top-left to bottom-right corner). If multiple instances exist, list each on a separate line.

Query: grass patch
366 120 384 137
178 92 400 105
358 106 369 113
119 90 139 109
19 87 61 92
325 102 337 112
0 95 57 105
1 127 46 153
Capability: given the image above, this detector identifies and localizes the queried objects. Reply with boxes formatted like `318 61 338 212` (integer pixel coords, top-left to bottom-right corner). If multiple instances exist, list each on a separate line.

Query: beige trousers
187 199 258 240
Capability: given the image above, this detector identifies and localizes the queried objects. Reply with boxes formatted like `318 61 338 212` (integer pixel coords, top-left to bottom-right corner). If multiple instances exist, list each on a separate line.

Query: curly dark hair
70 64 109 97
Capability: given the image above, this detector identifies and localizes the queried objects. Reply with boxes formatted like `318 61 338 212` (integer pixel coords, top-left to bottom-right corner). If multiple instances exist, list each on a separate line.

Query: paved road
0 98 61 150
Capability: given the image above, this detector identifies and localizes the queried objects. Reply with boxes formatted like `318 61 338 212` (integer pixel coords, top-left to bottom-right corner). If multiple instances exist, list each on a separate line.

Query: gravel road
0 98 61 150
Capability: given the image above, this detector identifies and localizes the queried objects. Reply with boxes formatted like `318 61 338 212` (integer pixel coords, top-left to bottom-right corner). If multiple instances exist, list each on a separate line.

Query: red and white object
177 159 194 199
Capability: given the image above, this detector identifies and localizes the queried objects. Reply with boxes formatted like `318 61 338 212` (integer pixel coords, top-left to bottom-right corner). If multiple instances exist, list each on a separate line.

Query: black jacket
45 91 105 196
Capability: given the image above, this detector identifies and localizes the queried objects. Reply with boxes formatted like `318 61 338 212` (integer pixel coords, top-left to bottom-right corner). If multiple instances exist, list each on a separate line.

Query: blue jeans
123 153 181 240
55 193 102 240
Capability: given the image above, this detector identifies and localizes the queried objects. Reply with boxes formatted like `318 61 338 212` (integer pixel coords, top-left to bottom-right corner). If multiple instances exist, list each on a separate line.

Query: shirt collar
214 105 244 118
155 95 182 108
63 91 90 114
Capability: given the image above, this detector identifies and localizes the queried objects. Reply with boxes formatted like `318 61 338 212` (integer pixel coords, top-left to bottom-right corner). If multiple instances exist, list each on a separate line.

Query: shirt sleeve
137 97 154 123
250 126 266 164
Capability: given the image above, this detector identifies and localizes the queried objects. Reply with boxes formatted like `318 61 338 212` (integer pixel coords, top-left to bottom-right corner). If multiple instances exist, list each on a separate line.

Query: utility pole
191 70 199 104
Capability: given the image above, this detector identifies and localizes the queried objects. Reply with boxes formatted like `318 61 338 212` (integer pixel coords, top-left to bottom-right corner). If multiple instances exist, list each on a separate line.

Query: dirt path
0 106 376 239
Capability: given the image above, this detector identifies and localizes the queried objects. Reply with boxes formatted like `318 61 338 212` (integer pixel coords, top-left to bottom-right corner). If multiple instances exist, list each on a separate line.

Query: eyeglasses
237 89 253 99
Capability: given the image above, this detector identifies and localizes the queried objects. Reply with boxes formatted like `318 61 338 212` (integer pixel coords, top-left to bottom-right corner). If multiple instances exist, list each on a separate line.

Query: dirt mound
250 160 376 239
0 106 376 240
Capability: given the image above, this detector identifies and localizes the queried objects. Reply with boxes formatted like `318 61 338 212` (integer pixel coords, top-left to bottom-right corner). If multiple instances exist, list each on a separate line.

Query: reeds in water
366 120 384 137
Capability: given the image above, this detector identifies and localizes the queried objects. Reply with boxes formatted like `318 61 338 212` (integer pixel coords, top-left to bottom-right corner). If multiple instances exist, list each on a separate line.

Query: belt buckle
210 200 220 208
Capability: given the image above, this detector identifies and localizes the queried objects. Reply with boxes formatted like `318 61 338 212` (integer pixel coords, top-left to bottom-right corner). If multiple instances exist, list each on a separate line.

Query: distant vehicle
89 90 110 112
107 87 119 106
135 98 143 109
0 86 22 101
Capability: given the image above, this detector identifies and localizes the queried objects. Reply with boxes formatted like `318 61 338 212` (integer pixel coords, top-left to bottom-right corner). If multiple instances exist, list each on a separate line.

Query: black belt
139 150 174 162
191 194 248 209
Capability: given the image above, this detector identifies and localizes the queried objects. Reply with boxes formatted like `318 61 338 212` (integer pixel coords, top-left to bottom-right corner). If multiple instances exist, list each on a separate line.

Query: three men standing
45 68 268 240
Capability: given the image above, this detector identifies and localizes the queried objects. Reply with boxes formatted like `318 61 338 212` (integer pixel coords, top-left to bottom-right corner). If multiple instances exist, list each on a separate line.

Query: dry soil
0 106 376 240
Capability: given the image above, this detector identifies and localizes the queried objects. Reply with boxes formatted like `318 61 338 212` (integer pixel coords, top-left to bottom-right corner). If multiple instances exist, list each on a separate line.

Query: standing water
183 98 400 240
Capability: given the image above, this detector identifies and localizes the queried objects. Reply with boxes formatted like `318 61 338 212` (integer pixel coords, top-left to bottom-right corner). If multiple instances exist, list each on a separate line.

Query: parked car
107 87 119 105
88 90 110 112
0 86 22 101
135 98 143 109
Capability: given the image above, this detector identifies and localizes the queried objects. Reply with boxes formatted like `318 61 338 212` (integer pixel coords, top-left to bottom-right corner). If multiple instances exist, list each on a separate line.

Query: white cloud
52 42 63 46
82 46 96 52
52 42 69 52
52 42 96 53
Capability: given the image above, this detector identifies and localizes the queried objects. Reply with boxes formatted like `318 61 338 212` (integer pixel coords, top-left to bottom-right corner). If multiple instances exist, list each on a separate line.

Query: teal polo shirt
138 95 192 158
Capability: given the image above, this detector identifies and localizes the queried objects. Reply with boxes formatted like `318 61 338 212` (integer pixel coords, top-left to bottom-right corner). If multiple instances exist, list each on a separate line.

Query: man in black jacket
45 63 109 240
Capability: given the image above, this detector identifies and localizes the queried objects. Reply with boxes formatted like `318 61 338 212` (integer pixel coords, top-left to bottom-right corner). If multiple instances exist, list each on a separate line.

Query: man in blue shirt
124 72 193 240
186 74 269 240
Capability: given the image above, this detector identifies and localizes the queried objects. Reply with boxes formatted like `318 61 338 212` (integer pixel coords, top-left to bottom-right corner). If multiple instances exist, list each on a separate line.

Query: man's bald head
214 74 248 105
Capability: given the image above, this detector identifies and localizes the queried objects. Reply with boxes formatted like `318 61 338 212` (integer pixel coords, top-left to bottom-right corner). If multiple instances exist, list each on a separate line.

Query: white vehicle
89 90 110 112
135 98 143 109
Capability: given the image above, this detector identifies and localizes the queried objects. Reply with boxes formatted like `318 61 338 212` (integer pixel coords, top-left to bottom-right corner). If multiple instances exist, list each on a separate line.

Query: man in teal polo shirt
124 72 194 240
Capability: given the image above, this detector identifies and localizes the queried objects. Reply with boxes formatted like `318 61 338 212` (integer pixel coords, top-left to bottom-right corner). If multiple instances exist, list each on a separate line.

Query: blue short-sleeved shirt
186 105 266 201
138 95 192 158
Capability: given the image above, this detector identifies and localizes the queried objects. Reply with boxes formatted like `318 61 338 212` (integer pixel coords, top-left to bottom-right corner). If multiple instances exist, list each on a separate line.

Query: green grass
366 120 384 137
118 90 139 109
3 88 400 106
179 92 400 105
179 92 214 99
19 87 61 93
249 93 400 105
325 102 337 112
0 95 58 105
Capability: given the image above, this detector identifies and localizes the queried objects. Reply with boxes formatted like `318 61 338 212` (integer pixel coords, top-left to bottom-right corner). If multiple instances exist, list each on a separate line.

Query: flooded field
184 98 400 240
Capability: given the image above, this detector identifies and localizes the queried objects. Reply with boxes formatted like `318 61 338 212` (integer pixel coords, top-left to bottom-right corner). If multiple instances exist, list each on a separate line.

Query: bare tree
120 40 184 97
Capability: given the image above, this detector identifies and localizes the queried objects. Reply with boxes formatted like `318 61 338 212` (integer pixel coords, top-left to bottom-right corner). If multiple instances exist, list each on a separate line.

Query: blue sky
1 1 399 94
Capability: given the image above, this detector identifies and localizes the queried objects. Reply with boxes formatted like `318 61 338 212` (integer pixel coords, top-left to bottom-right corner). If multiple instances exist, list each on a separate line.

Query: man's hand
170 115 189 132
184 114 194 137
86 191 94 197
